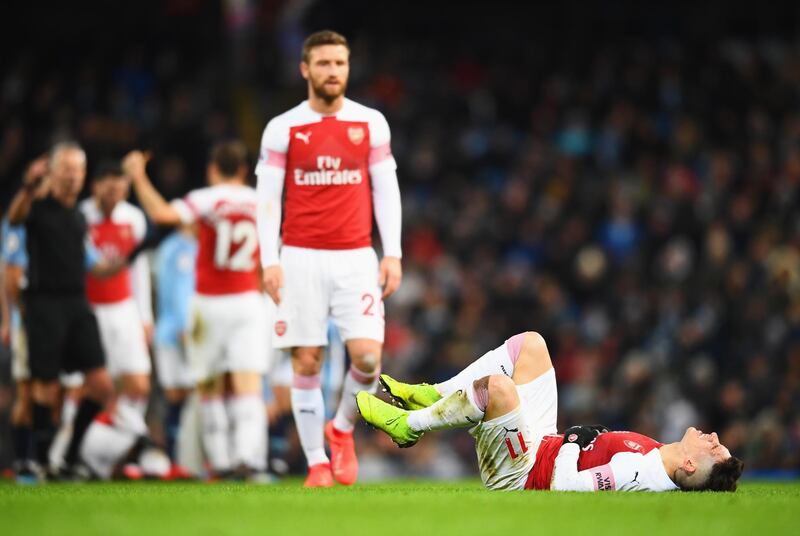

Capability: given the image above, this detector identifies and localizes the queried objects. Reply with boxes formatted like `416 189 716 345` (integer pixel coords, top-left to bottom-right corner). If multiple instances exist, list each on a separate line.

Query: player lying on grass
357 332 744 492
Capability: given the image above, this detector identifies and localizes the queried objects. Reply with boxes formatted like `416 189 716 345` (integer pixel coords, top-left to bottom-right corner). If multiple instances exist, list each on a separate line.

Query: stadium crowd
1 3 799 479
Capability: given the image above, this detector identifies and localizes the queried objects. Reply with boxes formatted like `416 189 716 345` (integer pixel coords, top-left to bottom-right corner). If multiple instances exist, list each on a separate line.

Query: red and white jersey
526 431 678 492
256 98 396 250
171 184 260 296
81 199 146 304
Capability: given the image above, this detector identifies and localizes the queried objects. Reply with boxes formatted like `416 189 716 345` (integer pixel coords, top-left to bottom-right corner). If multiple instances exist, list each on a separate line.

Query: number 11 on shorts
505 432 528 459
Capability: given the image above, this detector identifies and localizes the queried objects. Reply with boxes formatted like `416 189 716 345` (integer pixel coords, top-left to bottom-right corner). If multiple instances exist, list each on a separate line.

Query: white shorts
155 344 195 389
93 298 151 377
188 291 268 380
273 246 384 349
469 368 558 491
10 312 29 381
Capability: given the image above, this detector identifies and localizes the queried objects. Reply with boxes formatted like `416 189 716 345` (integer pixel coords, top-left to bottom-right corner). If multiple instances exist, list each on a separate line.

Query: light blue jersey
322 322 346 418
2 219 28 269
2 219 27 334
154 231 197 348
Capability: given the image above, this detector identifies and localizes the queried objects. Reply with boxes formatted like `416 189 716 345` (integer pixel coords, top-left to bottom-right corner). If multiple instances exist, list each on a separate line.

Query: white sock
406 383 487 432
227 395 267 471
62 397 79 426
333 365 380 433
435 334 524 396
291 374 328 467
200 397 231 472
49 397 80 469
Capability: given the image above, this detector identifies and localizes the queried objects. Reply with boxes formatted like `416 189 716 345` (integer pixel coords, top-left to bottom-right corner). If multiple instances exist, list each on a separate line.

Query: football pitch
0 480 796 535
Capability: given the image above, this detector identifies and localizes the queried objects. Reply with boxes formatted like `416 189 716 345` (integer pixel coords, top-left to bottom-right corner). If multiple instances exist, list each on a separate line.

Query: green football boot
356 392 422 448
379 374 442 411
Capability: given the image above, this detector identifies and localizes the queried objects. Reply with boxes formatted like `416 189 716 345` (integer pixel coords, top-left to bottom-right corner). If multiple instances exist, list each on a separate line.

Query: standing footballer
256 30 402 487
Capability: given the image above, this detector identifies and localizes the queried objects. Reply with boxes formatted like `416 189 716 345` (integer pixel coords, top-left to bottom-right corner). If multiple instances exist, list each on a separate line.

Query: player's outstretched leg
358 373 519 447
381 332 550 410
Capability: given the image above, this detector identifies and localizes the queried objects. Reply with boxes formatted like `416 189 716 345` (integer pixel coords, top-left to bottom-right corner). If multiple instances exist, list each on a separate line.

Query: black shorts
23 293 106 381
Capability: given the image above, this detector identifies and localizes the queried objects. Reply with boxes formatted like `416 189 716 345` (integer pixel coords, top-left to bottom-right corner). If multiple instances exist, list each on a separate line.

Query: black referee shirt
24 195 88 294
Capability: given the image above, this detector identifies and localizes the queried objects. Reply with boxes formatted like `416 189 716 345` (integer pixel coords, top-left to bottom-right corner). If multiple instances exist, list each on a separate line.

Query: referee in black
7 142 115 478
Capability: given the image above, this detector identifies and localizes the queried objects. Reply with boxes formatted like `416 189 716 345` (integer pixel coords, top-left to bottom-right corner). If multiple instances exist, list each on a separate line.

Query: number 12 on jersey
214 219 258 271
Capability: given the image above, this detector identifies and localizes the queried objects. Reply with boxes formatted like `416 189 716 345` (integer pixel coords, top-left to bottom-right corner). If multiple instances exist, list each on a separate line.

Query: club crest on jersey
624 440 643 451
347 126 365 145
568 433 579 443
275 320 287 337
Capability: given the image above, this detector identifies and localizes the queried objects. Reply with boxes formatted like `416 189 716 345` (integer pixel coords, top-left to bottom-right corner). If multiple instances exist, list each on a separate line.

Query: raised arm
123 151 182 227
7 156 50 225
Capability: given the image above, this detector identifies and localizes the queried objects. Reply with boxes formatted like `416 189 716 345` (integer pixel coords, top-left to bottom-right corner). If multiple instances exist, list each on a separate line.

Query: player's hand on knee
379 256 402 298
263 264 283 305
562 425 601 449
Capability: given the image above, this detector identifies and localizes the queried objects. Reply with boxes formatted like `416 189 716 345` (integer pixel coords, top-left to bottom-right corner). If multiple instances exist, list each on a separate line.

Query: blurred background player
80 162 153 434
1 218 34 481
7 145 117 478
256 30 403 487
126 141 269 480
153 224 199 469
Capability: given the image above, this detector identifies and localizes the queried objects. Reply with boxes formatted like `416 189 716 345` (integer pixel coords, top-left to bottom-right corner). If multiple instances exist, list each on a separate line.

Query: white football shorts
93 298 151 377
155 344 195 389
273 246 384 349
187 291 268 380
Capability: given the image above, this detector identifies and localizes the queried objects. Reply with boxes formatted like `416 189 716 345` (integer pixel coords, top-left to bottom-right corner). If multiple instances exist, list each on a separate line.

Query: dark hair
92 159 124 182
210 141 248 178
694 456 744 492
302 30 349 63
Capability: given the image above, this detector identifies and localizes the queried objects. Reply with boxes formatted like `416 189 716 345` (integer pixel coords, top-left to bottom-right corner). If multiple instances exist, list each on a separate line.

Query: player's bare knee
32 380 61 406
123 374 150 399
512 331 553 383
351 351 380 374
487 374 518 409
482 375 519 418
229 371 262 395
85 370 115 403
346 339 382 373
488 374 517 400
11 399 32 425
292 347 323 375
164 388 187 404
520 331 547 357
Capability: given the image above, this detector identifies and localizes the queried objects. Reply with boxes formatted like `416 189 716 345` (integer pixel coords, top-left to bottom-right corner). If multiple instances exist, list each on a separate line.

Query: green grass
0 480 797 536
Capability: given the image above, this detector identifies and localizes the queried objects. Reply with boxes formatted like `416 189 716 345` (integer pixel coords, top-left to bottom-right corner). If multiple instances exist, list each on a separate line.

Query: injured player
356 332 743 492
